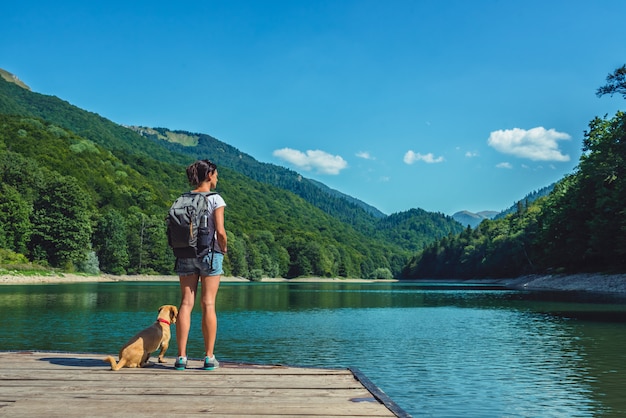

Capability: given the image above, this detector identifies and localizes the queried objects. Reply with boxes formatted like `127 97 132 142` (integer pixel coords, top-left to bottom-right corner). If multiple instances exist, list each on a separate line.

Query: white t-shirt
205 192 226 253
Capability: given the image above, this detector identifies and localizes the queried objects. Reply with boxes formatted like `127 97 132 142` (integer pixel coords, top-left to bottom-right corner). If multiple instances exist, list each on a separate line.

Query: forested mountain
128 126 387 227
403 110 626 279
0 72 462 278
131 126 463 251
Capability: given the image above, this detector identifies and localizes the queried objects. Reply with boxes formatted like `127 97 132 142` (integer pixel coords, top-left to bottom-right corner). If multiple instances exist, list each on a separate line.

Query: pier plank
0 351 406 417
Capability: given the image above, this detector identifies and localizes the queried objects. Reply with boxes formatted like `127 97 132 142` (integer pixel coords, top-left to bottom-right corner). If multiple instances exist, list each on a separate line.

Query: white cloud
496 162 513 169
273 148 348 175
403 150 445 164
465 151 479 158
487 127 571 161
356 151 374 160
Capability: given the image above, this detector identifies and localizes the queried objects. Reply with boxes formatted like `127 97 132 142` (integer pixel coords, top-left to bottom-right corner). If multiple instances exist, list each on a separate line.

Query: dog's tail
104 355 127 371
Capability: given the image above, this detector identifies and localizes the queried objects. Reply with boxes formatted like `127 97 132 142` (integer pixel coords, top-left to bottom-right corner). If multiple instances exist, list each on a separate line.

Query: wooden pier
0 351 409 417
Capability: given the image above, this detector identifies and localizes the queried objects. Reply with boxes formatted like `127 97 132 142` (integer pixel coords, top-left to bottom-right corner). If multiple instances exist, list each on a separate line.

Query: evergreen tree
226 231 249 277
93 209 129 274
0 184 32 255
30 174 93 269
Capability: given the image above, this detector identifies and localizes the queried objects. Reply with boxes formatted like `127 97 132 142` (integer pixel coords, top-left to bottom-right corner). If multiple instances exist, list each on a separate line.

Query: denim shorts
175 253 224 277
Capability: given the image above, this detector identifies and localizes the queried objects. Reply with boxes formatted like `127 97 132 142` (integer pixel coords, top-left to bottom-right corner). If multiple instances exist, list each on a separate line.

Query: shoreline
0 273 395 285
2 272 626 294
411 273 626 293
498 273 626 293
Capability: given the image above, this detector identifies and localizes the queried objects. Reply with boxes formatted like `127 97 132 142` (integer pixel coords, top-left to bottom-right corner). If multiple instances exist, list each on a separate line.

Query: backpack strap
196 192 218 262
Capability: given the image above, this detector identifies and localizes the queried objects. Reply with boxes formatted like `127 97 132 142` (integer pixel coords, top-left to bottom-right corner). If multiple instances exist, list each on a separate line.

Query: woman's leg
200 274 221 357
176 274 199 358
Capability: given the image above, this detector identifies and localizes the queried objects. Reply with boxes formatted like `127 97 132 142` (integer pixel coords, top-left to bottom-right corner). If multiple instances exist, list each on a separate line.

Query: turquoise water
3 281 626 417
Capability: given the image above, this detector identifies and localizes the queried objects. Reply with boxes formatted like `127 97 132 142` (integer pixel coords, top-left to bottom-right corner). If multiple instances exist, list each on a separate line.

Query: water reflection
2 281 626 417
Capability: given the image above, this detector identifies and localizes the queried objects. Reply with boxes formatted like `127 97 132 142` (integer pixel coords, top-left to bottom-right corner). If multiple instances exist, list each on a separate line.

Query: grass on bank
0 248 95 277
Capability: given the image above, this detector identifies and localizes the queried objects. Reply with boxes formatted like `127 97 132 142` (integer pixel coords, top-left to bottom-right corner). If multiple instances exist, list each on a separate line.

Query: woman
174 159 227 370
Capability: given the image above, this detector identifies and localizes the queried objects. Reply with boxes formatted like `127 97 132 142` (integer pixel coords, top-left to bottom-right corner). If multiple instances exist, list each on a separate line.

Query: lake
2 280 626 417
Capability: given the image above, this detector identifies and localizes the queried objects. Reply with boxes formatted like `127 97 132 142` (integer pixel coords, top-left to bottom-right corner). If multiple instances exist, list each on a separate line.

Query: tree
29 174 94 269
141 214 171 274
596 64 626 99
93 209 129 274
577 112 626 269
0 184 32 255
125 210 172 274
225 231 248 277
370 267 393 280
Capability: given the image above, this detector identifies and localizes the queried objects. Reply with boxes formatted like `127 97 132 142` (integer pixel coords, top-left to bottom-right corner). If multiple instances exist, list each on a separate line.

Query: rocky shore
2 272 626 294
498 273 626 293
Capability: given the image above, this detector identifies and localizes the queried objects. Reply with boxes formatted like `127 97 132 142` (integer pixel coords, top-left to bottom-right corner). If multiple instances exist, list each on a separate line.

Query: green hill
127 126 462 247
0 72 462 278
128 126 386 227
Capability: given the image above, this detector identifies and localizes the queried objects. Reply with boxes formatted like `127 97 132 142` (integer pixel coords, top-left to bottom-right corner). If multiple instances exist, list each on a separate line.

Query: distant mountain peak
0 68 30 90
452 210 498 228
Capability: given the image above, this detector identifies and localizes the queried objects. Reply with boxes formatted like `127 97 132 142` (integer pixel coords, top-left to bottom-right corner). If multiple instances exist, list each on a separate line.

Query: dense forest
403 65 626 279
0 73 463 279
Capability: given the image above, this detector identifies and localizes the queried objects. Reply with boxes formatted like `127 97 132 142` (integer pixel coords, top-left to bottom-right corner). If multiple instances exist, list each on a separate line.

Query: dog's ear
170 306 178 323
158 305 165 313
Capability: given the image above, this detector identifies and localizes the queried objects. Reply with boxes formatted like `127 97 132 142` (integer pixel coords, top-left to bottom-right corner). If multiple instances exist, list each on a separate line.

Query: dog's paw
158 357 167 363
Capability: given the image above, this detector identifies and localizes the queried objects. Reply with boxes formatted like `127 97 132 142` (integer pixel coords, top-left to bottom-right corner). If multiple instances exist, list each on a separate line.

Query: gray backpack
166 192 217 259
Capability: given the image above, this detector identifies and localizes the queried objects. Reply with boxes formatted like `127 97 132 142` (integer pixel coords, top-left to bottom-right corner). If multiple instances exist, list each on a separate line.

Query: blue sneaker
203 355 219 370
174 356 187 370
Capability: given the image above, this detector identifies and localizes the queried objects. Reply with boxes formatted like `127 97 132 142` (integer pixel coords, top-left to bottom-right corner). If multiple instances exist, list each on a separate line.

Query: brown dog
104 304 178 371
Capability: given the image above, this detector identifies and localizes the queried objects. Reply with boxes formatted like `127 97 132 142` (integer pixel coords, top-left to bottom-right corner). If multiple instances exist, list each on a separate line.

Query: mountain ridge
0 68 555 221
0 69 464 278
128 125 389 229
128 125 386 217
0 69 30 90
452 210 499 228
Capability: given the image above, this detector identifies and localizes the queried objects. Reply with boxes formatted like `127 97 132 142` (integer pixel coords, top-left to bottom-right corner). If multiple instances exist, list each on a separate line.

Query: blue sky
2 0 625 215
